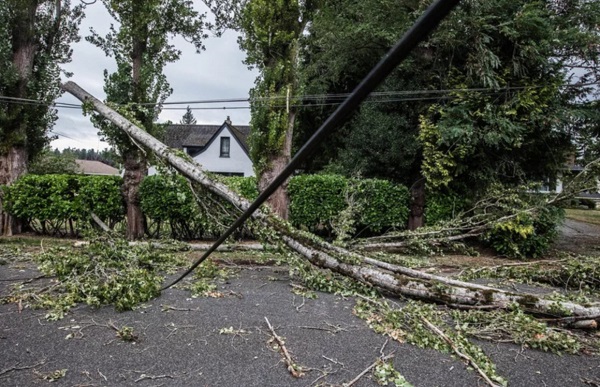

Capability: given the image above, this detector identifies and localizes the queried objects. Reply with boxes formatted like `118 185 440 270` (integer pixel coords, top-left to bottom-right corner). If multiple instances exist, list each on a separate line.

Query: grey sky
52 2 257 150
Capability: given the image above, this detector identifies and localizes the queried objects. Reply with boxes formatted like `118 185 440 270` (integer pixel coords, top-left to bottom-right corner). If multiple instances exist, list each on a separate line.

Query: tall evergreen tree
0 0 83 235
298 0 599 227
180 106 197 125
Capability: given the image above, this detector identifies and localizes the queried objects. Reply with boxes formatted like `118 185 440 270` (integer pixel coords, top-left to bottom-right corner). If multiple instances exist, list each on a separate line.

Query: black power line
162 0 462 290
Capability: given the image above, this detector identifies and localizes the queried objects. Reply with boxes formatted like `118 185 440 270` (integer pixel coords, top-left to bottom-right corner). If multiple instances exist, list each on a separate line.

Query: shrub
3 174 124 235
288 174 347 234
425 192 468 225
484 206 564 259
352 178 410 233
140 174 206 239
224 176 258 200
288 174 410 236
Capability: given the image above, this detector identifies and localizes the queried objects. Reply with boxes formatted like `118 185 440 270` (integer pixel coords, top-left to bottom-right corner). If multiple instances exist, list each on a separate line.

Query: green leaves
288 174 410 236
484 207 564 259
0 1 83 160
3 174 125 235
35 239 172 315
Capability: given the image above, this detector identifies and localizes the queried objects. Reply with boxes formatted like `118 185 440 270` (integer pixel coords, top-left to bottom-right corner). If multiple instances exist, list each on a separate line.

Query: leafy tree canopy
298 0 599 198
0 0 84 161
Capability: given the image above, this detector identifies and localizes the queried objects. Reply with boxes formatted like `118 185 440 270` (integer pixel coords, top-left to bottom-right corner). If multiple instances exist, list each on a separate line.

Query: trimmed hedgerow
288 174 347 234
288 174 410 236
139 174 207 239
3 174 124 235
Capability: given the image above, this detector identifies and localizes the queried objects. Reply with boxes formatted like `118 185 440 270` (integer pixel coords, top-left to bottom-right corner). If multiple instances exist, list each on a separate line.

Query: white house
152 117 255 177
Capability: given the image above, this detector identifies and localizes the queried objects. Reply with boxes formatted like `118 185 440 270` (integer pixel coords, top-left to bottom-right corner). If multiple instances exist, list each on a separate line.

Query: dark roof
164 121 251 154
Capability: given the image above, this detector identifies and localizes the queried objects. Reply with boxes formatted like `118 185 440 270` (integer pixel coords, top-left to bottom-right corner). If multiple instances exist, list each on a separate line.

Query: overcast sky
52 2 257 151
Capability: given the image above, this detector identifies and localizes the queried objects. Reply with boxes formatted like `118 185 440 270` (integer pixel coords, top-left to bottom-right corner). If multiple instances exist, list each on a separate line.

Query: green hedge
425 192 468 225
5 173 410 239
288 174 410 235
3 174 124 235
141 174 409 238
139 174 208 239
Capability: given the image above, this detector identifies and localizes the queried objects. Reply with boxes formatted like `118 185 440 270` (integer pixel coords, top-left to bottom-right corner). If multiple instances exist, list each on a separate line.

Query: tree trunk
408 178 425 230
62 81 600 321
123 149 147 240
258 111 295 220
0 1 39 236
0 147 28 236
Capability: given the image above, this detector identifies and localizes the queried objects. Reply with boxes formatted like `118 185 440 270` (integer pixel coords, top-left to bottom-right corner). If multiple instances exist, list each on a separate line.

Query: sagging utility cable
162 0 461 290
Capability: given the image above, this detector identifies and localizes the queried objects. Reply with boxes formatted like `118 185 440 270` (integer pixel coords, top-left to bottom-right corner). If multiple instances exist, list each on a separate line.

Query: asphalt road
1 263 599 386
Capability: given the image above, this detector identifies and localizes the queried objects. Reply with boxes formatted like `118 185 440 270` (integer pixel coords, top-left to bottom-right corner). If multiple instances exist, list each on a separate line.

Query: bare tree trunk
62 81 600 320
258 111 295 220
0 147 28 236
123 149 147 240
408 178 425 230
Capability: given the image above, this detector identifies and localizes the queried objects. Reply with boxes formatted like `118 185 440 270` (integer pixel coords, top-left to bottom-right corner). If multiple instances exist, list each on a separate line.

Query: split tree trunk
62 81 600 321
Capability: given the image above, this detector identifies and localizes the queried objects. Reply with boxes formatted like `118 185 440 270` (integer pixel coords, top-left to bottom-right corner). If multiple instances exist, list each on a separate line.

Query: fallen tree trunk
62 81 600 321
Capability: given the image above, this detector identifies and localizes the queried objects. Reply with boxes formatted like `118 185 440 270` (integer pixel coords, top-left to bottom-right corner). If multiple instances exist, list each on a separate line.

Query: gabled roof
75 160 120 176
164 119 251 154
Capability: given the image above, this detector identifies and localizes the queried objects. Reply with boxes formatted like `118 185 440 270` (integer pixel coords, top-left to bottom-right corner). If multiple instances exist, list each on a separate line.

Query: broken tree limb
61 81 600 321
90 212 111 233
421 317 502 387
264 317 305 378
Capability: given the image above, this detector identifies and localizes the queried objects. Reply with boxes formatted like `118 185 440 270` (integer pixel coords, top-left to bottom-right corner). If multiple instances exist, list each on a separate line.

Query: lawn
565 208 600 226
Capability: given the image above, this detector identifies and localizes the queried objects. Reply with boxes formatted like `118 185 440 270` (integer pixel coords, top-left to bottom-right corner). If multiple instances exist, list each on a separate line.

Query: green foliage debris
27 238 186 318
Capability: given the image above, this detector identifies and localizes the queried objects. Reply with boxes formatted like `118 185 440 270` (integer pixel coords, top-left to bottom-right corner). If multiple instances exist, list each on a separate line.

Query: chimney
225 116 232 126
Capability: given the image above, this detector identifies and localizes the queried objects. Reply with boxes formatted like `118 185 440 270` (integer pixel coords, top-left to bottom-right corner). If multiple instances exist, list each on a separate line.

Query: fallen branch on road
265 317 305 378
62 80 600 324
422 317 501 387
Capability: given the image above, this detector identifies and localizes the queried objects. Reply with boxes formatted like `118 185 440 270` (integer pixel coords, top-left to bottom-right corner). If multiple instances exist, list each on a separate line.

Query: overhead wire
1 82 597 111
161 0 462 290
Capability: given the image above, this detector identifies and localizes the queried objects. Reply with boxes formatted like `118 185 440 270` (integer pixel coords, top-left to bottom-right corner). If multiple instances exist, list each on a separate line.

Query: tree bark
0 147 28 236
258 110 295 220
408 178 425 230
0 1 39 236
62 81 600 321
123 149 147 240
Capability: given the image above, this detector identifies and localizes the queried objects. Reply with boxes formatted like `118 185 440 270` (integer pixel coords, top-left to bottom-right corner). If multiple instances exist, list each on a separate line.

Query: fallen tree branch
264 317 304 378
90 212 110 233
61 81 600 321
421 317 501 387
134 373 174 383
343 352 394 387
0 360 46 377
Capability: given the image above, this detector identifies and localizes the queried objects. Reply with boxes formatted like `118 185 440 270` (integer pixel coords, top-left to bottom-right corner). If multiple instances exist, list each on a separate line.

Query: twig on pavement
265 317 305 378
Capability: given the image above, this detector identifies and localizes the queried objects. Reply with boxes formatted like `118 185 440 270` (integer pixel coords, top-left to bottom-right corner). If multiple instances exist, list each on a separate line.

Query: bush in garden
288 174 410 236
140 174 206 239
3 174 124 235
288 174 347 234
484 206 564 259
224 176 258 200
425 192 468 225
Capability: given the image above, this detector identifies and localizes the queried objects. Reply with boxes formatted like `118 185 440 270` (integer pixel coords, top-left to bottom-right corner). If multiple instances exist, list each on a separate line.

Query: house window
220 137 230 158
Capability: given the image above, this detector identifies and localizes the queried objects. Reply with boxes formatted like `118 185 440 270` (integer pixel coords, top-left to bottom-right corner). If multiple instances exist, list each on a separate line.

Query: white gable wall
193 126 255 177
